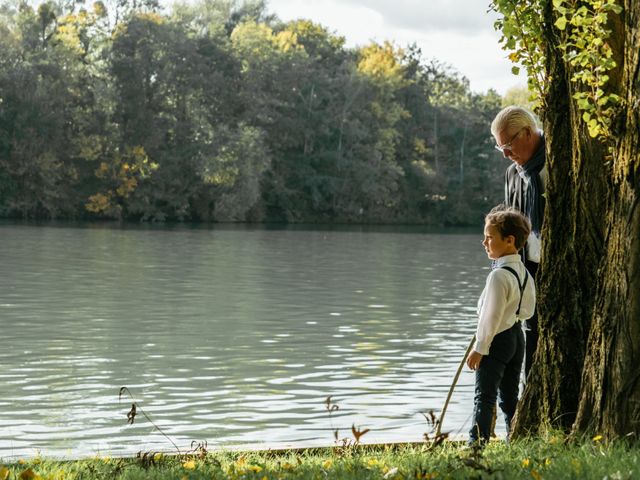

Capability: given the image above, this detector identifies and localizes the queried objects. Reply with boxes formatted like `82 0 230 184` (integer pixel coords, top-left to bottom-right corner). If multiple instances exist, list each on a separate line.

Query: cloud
266 0 526 94
268 0 383 41
330 0 499 35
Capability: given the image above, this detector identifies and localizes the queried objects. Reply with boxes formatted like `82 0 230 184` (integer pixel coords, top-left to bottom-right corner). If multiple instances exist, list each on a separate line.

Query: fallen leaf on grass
19 469 40 480
383 467 399 479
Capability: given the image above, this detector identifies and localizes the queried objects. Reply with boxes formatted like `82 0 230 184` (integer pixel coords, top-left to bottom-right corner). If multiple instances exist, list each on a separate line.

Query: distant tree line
0 0 508 224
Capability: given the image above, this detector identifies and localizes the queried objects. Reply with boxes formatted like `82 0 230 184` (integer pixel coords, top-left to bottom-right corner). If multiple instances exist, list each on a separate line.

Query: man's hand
467 350 483 371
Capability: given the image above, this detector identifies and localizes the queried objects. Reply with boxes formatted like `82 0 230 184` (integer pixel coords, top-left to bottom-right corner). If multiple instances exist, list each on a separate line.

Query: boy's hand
467 351 483 371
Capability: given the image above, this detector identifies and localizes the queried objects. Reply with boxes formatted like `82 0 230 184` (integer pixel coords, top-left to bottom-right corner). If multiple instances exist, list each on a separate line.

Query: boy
467 206 536 445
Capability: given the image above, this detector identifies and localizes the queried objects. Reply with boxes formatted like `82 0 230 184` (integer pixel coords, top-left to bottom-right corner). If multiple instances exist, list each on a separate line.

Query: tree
403 58 503 225
0 0 106 218
107 8 247 221
492 0 640 438
0 0 510 225
501 85 535 109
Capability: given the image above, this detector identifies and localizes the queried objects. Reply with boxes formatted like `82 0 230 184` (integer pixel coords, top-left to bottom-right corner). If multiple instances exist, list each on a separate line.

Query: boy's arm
474 271 509 355
467 350 483 370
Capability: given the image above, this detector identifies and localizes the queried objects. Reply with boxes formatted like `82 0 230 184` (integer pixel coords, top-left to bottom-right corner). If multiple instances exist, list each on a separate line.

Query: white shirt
515 164 547 263
474 254 536 355
526 233 541 263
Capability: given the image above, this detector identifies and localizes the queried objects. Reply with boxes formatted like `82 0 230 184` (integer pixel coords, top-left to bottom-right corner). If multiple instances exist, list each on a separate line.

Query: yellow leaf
248 465 262 473
522 458 530 468
0 467 10 480
322 459 333 469
592 434 603 441
182 460 196 470
531 469 541 480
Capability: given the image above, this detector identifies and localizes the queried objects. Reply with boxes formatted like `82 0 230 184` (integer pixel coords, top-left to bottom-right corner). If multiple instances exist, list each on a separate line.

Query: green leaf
511 66 521 75
608 93 622 103
555 16 568 30
577 99 591 110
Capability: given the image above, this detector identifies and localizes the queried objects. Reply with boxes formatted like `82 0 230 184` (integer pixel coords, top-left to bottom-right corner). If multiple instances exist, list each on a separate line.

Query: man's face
494 127 531 166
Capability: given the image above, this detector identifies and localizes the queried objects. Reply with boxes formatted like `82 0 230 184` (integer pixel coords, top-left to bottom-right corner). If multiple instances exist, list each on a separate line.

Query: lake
0 222 492 459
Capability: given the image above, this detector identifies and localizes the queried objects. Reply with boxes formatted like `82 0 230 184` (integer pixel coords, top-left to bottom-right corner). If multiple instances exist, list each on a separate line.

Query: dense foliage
0 0 507 224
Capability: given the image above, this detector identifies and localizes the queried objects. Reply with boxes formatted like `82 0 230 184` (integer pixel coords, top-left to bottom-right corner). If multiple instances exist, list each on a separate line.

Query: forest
0 0 511 224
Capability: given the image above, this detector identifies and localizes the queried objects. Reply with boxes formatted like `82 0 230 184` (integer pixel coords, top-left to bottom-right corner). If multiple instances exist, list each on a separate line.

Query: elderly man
491 106 546 378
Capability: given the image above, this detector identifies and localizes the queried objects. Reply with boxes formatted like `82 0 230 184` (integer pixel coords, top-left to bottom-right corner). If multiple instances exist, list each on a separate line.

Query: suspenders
500 266 529 317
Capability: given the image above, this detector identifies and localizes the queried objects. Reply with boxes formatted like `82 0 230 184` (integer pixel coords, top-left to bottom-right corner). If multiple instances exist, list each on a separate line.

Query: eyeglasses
495 127 525 153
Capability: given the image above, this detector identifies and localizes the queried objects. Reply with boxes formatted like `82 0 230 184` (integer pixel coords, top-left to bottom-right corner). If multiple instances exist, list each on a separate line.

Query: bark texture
573 0 640 436
513 0 639 438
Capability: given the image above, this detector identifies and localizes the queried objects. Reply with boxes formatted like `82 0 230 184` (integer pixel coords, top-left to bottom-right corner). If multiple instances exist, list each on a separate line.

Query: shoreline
0 435 475 463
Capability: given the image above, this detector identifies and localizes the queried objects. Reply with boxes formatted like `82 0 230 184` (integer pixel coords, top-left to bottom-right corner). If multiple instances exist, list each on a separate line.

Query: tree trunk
459 122 467 184
572 1 640 437
433 109 439 173
513 0 639 438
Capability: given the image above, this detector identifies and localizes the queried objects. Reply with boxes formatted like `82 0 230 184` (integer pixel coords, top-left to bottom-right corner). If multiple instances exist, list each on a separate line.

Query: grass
3 390 637 479
1 433 639 480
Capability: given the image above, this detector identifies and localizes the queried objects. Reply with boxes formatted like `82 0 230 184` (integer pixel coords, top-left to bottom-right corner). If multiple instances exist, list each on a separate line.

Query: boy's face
483 222 516 260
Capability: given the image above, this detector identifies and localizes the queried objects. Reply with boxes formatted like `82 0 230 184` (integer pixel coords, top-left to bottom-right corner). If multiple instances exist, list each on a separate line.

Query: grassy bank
1 434 638 480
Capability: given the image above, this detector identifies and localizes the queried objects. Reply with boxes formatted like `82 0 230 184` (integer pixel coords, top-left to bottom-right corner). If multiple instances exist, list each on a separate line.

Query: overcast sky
266 0 526 95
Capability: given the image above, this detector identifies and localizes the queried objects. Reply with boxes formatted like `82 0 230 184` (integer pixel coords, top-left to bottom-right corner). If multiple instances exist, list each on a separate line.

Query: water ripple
0 224 496 459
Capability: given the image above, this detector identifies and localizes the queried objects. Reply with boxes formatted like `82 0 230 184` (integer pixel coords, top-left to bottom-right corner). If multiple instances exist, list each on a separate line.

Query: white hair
491 106 540 136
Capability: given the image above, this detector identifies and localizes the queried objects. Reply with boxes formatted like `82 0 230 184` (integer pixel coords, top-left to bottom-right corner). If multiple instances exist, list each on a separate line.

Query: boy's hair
485 205 532 250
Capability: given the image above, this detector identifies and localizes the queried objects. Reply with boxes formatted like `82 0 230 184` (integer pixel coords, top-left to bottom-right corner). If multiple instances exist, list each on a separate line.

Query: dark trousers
469 322 525 443
523 260 539 378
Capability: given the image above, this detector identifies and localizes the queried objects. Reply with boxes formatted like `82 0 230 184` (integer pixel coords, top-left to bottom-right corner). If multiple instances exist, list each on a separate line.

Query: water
0 222 492 459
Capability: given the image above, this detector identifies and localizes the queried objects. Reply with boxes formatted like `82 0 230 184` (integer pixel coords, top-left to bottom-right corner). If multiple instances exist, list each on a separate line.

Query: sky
266 0 527 95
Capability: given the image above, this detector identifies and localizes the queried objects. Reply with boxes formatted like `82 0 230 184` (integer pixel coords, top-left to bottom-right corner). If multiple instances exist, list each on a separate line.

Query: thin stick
119 386 182 454
436 335 476 437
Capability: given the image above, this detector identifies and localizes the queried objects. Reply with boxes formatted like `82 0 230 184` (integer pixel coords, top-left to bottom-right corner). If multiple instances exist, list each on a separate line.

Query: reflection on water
0 223 492 459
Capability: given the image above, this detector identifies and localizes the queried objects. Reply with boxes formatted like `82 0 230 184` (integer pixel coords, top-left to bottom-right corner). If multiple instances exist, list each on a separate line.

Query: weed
118 386 181 454
422 409 449 450
134 450 162 470
325 395 341 443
